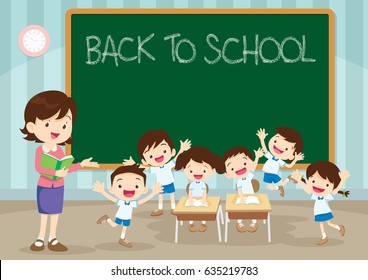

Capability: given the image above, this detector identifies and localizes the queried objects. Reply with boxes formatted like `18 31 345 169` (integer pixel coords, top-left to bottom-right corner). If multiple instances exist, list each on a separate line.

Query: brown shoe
317 237 329 245
151 209 163 216
339 225 345 236
236 223 247 233
97 214 109 224
251 179 260 193
247 223 258 233
48 238 68 252
119 238 133 248
287 175 298 184
30 239 45 251
198 224 207 232
188 224 197 232
278 186 285 197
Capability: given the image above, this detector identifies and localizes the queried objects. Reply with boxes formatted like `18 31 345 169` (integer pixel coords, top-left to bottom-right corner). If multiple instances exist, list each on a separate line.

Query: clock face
18 25 50 57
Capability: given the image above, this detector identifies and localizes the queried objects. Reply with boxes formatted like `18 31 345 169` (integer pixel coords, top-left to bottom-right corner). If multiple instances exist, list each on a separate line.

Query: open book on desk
185 199 208 207
236 195 260 205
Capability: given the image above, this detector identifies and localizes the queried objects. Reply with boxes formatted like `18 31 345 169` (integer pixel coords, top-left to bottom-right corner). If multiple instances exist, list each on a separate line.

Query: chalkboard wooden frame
65 8 334 170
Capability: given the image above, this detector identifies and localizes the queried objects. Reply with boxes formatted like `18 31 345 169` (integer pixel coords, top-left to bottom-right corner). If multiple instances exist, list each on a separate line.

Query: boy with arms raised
93 164 162 248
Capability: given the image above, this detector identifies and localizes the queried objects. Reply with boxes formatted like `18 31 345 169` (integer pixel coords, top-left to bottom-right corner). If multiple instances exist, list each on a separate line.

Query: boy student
257 127 304 197
124 129 191 216
291 162 350 245
221 146 264 233
93 164 162 248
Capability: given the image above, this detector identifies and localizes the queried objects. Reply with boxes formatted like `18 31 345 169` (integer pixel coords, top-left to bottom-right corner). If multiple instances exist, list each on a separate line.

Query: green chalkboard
66 9 334 169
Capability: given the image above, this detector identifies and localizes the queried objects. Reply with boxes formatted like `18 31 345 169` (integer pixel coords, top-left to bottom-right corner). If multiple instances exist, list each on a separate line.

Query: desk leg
219 205 224 225
180 221 183 226
216 208 222 243
263 219 266 224
267 212 271 243
225 212 229 243
175 218 179 243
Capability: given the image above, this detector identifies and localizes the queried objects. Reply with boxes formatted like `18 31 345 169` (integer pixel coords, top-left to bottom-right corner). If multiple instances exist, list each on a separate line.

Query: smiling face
26 110 73 145
142 140 176 167
307 171 334 197
183 159 215 182
268 134 296 160
110 172 147 201
224 153 253 179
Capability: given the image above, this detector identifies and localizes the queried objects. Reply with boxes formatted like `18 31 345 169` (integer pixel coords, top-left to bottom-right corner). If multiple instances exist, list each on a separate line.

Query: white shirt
189 181 207 197
311 193 333 215
115 200 138 220
150 160 175 185
262 151 286 174
236 172 255 194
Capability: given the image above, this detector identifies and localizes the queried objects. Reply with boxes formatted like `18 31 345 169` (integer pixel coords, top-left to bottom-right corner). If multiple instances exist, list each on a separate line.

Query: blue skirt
315 212 333 222
37 185 64 214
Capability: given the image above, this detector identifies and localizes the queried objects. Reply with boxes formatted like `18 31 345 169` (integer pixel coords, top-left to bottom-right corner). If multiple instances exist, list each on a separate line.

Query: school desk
225 194 272 243
172 196 224 243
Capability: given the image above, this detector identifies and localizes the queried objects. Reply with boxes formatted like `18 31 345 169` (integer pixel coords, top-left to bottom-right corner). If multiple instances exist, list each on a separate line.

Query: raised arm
122 156 149 170
332 170 350 195
291 170 311 194
256 128 268 153
173 139 191 162
284 152 304 168
250 147 264 172
138 183 162 205
92 181 117 203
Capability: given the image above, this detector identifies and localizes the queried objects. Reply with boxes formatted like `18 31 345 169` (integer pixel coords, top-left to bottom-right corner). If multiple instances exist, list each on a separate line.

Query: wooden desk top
172 196 221 215
225 194 272 213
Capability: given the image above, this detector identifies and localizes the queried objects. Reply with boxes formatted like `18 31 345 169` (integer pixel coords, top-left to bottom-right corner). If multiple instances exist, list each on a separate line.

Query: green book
40 153 74 180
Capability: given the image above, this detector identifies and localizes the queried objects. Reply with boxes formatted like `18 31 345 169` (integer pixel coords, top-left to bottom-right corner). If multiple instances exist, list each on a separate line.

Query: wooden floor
0 200 367 260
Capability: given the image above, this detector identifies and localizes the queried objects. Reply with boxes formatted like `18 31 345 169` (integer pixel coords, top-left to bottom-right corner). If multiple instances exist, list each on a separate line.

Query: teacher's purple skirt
37 185 64 214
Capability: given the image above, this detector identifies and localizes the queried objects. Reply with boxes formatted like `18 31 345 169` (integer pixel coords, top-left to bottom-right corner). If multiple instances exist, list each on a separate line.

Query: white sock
35 237 44 247
275 185 279 190
189 221 194 225
202 221 206 224
322 232 327 239
252 219 257 224
158 203 163 210
334 225 340 230
107 218 112 223
120 232 126 239
171 203 176 209
237 219 243 223
48 237 58 245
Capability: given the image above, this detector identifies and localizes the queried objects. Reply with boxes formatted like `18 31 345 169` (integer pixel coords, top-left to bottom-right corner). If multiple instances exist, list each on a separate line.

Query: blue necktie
318 197 324 200
272 156 279 161
124 201 130 205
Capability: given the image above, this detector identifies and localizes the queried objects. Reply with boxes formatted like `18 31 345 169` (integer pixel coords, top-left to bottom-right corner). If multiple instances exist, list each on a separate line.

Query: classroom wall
0 0 367 200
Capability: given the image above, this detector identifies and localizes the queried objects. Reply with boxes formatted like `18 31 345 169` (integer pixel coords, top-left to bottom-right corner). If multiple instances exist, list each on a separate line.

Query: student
256 127 304 197
175 146 223 232
221 146 264 233
291 161 350 245
124 129 191 216
93 164 162 248
21 90 99 252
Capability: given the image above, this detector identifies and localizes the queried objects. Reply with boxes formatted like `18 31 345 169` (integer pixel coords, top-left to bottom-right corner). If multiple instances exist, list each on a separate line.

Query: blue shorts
115 217 131 227
161 183 175 194
263 173 282 184
315 212 334 222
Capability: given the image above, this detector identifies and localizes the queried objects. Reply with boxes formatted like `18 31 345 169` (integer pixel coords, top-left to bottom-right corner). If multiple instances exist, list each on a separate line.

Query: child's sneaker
278 186 285 197
188 224 197 232
198 224 207 232
247 223 258 233
151 209 163 216
317 237 329 245
236 223 247 233
119 238 133 248
339 225 345 236
97 215 109 224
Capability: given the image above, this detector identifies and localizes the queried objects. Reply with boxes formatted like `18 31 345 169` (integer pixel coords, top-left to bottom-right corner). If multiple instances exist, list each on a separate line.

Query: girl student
21 90 99 252
175 146 224 232
292 161 350 245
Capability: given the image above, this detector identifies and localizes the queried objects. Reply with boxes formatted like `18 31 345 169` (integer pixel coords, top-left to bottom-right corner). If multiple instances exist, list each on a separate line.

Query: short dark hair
306 161 341 189
220 146 253 174
110 164 147 185
137 129 174 159
21 90 77 145
275 126 303 154
174 146 224 174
